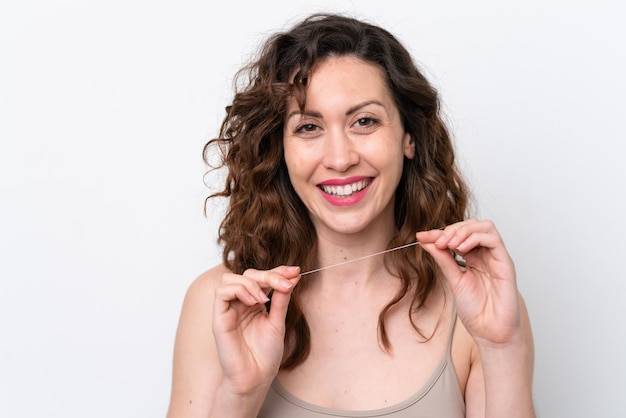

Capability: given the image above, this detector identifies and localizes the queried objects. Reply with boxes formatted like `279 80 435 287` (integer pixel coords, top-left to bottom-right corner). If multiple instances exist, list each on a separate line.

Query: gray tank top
258 307 465 417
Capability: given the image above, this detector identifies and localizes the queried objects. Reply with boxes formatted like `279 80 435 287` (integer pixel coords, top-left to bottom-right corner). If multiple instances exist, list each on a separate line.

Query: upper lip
318 176 372 186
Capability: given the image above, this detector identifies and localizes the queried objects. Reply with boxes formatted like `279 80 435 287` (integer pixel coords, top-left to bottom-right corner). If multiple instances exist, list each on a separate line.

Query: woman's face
283 56 414 237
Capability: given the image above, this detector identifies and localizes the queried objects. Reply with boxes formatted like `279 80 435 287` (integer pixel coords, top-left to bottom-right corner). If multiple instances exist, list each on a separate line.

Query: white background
1 1 624 417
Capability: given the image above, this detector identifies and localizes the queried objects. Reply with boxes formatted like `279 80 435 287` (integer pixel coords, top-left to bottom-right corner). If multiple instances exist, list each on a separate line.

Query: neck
307 201 401 288
308 236 400 295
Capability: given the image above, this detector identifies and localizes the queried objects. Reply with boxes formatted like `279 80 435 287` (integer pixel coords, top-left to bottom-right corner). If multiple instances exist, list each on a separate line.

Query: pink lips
317 176 373 206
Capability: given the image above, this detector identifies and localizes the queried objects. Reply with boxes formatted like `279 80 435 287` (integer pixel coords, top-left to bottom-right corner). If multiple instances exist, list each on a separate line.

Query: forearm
478 337 535 418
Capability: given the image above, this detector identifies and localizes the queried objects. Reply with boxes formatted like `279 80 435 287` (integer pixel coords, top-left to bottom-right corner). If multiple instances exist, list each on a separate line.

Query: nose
322 128 359 172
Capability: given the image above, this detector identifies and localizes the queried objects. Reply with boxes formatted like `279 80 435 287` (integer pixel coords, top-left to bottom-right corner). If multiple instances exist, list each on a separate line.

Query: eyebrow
286 100 386 121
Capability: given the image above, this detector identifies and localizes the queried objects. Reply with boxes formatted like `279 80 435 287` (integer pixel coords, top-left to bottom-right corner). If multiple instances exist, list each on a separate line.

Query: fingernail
258 291 270 302
280 279 293 290
286 266 300 273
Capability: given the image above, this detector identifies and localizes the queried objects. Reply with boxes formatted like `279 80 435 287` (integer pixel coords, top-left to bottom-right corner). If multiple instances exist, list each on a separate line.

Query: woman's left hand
416 219 522 347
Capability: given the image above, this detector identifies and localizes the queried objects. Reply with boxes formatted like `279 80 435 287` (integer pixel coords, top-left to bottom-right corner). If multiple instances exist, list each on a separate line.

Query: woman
167 13 535 418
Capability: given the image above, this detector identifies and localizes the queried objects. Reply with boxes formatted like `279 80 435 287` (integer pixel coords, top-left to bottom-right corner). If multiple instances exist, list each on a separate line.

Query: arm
464 294 535 418
166 264 301 418
417 220 536 418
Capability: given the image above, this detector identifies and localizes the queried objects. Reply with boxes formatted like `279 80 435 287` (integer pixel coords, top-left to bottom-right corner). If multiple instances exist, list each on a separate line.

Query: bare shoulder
167 264 230 417
175 263 231 349
174 264 229 331
184 264 229 305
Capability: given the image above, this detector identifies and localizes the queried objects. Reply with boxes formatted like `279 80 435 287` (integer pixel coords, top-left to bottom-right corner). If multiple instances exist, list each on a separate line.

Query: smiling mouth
319 179 371 197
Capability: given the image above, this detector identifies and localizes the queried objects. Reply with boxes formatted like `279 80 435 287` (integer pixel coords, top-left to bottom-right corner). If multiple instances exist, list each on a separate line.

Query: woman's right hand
212 265 301 396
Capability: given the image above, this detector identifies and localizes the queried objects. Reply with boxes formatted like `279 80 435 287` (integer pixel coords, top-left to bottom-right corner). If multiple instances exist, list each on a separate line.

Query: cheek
283 140 296 171
283 143 312 180
370 140 405 171
373 146 406 188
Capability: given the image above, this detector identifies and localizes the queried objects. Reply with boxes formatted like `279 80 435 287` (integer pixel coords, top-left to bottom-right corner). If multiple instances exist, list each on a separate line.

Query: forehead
287 56 392 111
311 56 388 92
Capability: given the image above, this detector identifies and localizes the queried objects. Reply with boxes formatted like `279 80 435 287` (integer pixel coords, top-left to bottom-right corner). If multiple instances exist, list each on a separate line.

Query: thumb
266 266 300 327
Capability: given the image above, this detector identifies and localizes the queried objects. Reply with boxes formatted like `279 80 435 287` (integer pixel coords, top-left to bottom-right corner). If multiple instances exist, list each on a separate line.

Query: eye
294 123 320 135
354 117 379 129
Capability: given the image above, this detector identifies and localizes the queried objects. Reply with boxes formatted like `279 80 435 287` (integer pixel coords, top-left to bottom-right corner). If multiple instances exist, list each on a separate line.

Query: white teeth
321 180 369 197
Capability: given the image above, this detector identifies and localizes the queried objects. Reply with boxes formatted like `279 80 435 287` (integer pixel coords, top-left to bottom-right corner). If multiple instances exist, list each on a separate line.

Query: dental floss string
299 241 420 276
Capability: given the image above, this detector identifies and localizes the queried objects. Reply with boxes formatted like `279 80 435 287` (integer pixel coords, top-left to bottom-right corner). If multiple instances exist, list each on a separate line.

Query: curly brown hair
203 13 470 369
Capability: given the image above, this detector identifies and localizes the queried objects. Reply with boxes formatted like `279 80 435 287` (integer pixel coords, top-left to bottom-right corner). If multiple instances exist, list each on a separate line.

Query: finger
453 231 507 258
213 282 268 318
418 219 497 251
420 221 515 283
415 228 444 244
219 272 272 305
443 221 510 264
433 219 482 249
415 219 476 244
217 266 300 305
242 266 300 294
